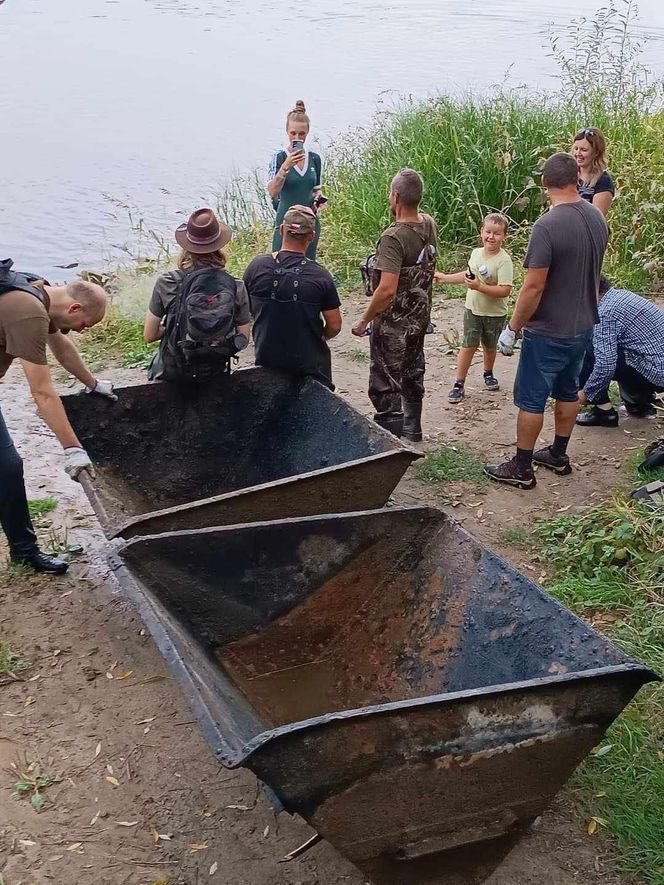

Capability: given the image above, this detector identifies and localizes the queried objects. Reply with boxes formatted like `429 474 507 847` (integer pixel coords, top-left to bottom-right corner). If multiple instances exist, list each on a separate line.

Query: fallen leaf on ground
105 776 120 787
67 842 83 851
263 825 270 838
90 811 100 825
95 742 102 757
19 839 37 847
136 675 169 685
31 793 45 811
190 841 209 852
209 861 218 875
116 671 134 681
116 820 138 827
226 804 249 811
587 818 598 835
137 717 156 725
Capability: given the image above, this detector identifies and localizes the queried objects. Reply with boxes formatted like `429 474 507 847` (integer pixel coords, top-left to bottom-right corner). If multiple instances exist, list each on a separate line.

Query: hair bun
294 99 306 112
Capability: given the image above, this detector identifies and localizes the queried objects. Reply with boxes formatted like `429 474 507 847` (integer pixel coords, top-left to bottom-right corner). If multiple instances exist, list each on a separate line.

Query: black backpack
149 268 240 383
0 258 47 302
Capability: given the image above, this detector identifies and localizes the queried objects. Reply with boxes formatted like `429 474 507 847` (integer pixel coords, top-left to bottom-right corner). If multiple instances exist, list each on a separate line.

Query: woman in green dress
267 100 324 260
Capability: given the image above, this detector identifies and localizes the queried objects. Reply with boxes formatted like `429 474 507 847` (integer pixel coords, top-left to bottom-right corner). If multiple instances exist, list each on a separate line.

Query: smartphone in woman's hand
291 139 305 153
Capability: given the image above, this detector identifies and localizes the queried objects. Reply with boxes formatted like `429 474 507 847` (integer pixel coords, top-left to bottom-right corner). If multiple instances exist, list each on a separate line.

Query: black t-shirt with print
243 251 341 387
578 170 615 203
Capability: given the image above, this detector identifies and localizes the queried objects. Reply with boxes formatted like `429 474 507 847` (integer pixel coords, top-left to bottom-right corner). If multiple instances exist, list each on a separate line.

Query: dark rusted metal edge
104 448 421 539
108 551 253 767
108 571 658 772
234 661 658 766
77 469 113 536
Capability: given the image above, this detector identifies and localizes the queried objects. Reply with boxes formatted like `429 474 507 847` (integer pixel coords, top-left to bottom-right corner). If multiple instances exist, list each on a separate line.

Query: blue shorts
514 329 593 414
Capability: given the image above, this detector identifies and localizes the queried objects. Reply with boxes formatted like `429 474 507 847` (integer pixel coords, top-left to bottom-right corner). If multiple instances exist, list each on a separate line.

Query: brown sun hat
175 208 232 254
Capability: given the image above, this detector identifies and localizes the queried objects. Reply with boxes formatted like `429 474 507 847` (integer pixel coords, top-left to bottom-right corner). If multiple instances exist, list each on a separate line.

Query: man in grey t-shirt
485 153 609 489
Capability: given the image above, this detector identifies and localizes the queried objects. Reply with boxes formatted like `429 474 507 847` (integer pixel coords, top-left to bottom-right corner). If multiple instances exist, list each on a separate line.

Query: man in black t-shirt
243 206 341 388
485 153 608 490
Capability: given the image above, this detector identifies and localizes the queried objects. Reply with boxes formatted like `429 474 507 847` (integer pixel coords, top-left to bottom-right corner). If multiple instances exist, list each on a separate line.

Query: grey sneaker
484 372 500 391
448 381 465 404
484 456 536 490
533 446 572 476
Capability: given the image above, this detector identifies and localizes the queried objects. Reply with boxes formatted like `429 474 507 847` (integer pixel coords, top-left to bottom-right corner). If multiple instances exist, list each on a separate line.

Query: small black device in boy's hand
465 264 476 280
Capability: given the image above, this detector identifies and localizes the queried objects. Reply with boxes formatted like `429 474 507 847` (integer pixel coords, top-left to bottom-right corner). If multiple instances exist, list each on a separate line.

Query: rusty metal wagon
61 368 420 539
110 505 657 885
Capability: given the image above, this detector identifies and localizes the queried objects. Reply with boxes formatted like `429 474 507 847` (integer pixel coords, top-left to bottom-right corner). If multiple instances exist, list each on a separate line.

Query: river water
1 0 663 279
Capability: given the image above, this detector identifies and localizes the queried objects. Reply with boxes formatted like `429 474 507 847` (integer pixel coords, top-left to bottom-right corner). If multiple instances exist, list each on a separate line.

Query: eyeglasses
576 128 596 139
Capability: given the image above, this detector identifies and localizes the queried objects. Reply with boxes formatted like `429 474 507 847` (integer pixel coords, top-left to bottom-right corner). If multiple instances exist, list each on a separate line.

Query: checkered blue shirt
584 287 664 401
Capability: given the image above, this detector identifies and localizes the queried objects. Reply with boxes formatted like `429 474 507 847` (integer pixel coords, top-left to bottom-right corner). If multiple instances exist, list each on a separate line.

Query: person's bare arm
352 273 399 336
20 360 81 448
47 331 96 388
466 278 512 299
592 191 613 216
322 308 342 339
143 310 163 343
508 267 549 331
434 271 467 285
267 151 304 200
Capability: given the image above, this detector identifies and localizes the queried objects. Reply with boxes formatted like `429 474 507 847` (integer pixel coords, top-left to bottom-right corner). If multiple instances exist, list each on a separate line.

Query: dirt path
1 293 661 885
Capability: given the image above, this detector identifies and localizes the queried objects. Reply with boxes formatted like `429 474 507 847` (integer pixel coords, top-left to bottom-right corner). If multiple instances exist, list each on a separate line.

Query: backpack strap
0 258 47 302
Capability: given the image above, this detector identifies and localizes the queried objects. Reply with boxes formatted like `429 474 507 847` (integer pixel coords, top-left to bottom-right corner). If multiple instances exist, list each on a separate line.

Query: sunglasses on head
576 128 596 139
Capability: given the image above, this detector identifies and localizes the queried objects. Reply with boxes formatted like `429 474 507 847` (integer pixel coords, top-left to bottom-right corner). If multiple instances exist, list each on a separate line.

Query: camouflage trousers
369 292 430 416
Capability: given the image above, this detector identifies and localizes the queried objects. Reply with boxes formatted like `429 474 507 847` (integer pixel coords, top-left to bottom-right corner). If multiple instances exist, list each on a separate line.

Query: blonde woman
572 127 615 216
144 208 251 381
267 100 324 260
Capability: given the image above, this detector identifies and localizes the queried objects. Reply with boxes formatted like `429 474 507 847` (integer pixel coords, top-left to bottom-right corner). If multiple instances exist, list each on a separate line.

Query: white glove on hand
64 446 94 481
498 325 517 356
85 379 118 401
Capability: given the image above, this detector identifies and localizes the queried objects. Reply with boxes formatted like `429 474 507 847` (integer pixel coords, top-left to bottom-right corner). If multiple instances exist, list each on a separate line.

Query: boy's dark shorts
462 309 506 349
514 329 593 414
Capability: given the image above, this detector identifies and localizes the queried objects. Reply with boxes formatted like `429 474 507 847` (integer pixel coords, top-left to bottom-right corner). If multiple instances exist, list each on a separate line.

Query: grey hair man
352 168 438 441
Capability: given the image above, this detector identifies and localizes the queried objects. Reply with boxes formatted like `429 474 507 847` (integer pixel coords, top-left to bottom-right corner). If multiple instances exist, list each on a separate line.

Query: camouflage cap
283 204 316 236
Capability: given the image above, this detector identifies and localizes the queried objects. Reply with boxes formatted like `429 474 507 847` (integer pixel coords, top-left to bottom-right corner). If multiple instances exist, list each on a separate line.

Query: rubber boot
402 400 423 442
374 412 404 438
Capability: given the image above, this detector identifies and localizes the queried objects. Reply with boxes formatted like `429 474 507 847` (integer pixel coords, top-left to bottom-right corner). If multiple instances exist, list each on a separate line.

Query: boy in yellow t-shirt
435 213 513 403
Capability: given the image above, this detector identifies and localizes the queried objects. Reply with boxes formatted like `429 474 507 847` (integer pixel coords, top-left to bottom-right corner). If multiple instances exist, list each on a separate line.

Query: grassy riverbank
533 494 664 883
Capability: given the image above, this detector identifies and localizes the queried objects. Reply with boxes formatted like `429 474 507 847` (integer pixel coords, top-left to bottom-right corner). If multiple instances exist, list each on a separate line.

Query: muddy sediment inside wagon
61 367 419 538
213 511 629 726
114 506 656 885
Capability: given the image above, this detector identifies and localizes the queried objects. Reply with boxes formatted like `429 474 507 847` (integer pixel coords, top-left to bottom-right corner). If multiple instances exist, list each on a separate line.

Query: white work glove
64 446 94 481
85 379 118 401
498 324 517 356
